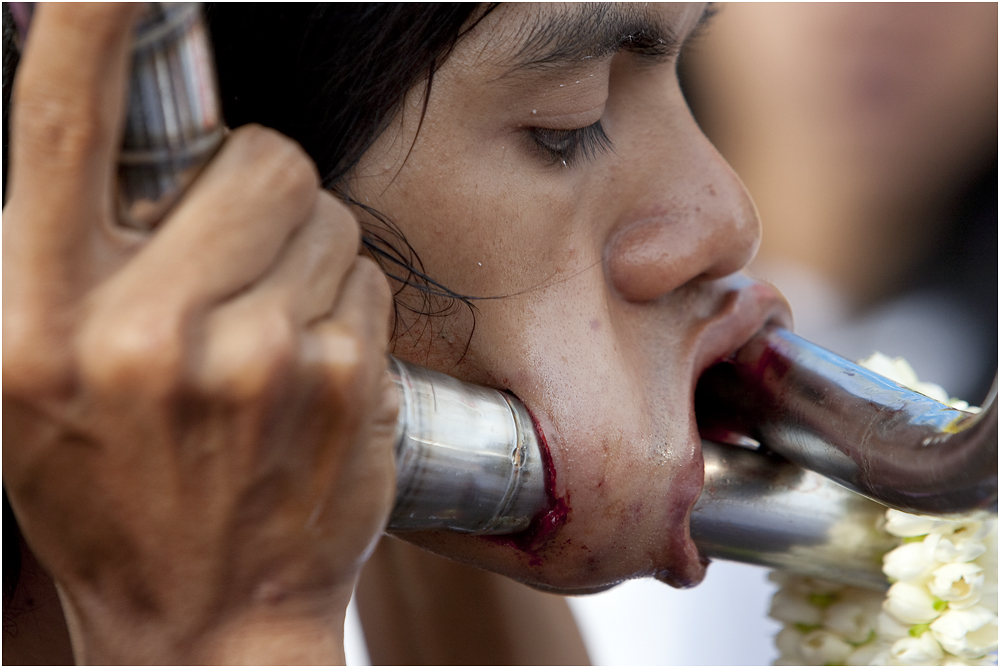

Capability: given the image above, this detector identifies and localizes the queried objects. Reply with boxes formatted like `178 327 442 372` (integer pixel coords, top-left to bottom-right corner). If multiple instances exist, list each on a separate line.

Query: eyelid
524 103 605 129
528 119 614 166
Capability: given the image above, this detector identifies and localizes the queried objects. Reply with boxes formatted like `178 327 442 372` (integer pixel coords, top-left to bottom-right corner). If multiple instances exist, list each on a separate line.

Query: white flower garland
770 353 998 666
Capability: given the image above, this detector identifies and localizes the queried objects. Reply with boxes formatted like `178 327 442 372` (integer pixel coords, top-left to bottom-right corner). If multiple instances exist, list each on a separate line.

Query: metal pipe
692 440 895 590
387 358 549 534
12 2 224 231
385 358 898 588
116 3 224 230
696 326 998 516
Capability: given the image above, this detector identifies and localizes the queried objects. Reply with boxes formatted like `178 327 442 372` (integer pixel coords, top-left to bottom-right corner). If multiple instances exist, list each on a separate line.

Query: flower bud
934 535 988 564
798 629 853 665
928 563 985 609
774 626 804 664
889 632 944 665
770 589 823 626
885 582 944 624
884 540 938 582
825 597 879 644
884 510 954 539
929 606 998 659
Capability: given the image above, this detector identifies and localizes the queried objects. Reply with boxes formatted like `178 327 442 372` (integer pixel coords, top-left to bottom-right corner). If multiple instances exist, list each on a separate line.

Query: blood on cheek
481 408 571 565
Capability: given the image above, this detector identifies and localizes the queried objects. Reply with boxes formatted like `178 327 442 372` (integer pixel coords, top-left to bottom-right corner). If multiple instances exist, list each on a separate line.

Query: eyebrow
504 4 687 75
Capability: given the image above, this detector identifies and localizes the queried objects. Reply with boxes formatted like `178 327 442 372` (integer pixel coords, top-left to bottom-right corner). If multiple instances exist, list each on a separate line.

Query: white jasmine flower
889 632 945 665
847 642 891 666
860 352 920 388
769 355 996 666
770 588 824 626
884 539 939 582
879 610 916 641
928 563 985 609
934 535 988 565
884 509 955 539
799 629 855 665
885 581 946 624
775 626 805 664
826 595 882 644
929 607 998 659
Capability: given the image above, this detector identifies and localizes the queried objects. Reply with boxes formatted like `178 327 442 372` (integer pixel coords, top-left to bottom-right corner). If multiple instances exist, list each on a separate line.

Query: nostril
605 206 757 303
606 219 682 302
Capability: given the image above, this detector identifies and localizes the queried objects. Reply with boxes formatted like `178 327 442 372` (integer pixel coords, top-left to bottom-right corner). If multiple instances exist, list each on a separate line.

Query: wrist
192 608 350 665
61 583 355 665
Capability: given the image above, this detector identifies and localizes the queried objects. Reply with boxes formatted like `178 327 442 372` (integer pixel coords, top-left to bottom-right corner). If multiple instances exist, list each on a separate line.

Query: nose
604 118 760 303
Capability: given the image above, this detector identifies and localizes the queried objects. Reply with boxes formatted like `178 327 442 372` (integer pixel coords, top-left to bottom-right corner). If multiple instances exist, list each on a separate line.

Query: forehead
464 3 707 73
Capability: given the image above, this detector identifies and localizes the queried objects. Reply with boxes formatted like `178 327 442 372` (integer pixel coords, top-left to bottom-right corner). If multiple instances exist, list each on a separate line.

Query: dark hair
207 4 494 333
2 0 486 609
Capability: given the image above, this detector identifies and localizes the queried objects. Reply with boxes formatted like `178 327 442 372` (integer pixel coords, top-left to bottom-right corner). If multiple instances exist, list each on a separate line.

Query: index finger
6 4 139 259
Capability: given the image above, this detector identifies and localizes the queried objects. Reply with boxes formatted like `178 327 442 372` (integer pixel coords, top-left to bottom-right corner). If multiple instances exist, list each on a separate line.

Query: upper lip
690 275 793 387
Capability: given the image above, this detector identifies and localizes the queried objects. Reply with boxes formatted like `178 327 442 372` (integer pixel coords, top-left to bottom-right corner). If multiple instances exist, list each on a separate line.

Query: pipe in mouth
385 329 997 587
695 326 998 516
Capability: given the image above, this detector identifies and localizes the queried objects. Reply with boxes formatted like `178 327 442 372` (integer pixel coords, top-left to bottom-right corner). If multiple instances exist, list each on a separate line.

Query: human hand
3 4 397 664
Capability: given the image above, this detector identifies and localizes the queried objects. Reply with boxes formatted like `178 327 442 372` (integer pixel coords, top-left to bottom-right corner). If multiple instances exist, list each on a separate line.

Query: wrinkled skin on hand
3 5 397 664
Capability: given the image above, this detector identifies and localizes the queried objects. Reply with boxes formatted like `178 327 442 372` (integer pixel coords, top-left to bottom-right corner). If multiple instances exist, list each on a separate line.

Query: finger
302 256 398 485
193 254 392 405
6 4 139 256
251 192 362 326
311 256 395 379
304 257 396 435
101 125 321 317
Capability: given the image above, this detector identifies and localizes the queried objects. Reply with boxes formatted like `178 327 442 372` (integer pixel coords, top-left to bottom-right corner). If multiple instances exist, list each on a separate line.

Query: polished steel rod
696 326 998 515
387 358 549 535
692 440 895 590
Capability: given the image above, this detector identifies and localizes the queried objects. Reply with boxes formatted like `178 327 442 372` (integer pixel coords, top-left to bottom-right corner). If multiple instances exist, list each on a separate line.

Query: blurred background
347 3 998 665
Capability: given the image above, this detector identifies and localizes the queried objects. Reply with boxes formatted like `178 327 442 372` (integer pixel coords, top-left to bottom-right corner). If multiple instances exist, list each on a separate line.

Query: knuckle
318 324 366 402
356 257 394 341
317 192 362 250
232 124 319 203
77 307 185 397
209 309 299 403
14 94 109 172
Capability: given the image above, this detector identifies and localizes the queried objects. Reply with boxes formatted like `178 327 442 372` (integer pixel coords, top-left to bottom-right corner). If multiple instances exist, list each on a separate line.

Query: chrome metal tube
692 440 895 590
695 326 998 515
387 358 549 534
11 3 224 230
383 359 898 586
117 3 224 230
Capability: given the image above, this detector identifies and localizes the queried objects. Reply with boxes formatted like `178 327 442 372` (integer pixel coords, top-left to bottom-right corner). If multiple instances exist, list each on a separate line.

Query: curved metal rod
696 326 998 515
692 440 894 590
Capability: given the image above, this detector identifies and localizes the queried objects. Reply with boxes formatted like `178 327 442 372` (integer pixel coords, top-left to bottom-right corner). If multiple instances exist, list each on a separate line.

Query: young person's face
349 3 790 592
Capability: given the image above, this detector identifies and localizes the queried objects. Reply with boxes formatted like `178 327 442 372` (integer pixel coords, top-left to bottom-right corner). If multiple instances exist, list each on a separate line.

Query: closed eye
529 120 615 166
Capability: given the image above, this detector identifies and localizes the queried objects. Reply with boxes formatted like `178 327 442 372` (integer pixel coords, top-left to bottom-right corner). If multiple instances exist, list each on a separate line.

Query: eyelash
529 120 614 166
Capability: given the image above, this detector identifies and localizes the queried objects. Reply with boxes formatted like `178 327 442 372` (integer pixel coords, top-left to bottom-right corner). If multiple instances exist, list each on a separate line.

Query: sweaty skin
349 3 789 593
